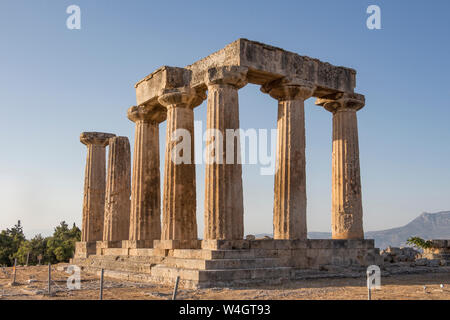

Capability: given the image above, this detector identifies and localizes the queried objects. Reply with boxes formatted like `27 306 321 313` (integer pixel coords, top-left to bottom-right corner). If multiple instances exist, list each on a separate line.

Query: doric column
103 136 131 241
158 87 205 240
262 78 315 240
127 104 166 242
80 132 115 242
316 93 365 239
204 66 248 240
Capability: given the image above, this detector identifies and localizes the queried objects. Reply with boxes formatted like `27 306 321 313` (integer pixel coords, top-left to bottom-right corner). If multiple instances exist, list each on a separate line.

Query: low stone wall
380 246 420 263
421 240 450 262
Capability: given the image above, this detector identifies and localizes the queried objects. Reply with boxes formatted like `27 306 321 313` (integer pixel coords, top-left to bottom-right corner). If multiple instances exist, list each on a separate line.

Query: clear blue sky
1 0 449 238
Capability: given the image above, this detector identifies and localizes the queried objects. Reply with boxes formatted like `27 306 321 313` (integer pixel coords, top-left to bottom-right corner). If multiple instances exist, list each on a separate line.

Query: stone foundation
72 239 381 289
74 241 97 259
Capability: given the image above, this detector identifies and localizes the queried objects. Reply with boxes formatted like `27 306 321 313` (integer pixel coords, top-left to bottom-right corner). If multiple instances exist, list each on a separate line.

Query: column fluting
262 78 315 240
80 131 115 242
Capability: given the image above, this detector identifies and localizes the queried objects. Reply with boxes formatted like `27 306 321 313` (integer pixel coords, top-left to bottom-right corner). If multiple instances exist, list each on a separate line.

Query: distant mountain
255 211 450 249
366 211 450 249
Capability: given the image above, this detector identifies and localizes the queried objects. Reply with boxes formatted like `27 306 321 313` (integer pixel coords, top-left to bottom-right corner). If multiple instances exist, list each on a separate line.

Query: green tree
0 221 26 266
46 222 81 263
406 236 432 250
14 234 48 265
0 221 80 266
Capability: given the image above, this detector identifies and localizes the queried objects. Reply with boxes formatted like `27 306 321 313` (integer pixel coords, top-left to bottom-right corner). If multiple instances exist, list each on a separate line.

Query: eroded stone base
74 241 97 259
72 239 382 289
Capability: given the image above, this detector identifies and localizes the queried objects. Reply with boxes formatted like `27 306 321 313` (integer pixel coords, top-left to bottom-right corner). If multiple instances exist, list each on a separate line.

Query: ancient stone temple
72 39 382 288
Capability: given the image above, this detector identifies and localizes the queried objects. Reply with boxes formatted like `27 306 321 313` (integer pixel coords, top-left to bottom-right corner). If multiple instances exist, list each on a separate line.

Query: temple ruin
72 39 382 288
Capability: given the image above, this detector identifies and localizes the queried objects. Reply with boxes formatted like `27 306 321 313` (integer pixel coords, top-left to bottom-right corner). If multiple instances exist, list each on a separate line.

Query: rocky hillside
256 211 450 249
365 211 450 249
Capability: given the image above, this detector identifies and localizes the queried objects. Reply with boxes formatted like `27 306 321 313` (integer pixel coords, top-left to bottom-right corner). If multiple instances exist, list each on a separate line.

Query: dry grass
1 264 449 300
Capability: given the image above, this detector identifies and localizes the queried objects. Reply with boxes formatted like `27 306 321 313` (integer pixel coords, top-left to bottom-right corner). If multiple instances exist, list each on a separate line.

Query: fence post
48 263 52 296
99 268 104 300
11 258 17 285
172 276 180 300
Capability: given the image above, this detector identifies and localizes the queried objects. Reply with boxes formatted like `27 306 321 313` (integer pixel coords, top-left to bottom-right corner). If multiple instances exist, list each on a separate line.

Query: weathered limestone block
103 136 131 241
135 39 356 106
73 241 97 259
134 67 192 106
80 132 115 242
262 77 315 240
127 104 166 243
316 93 365 239
158 87 206 241
422 240 450 262
204 66 247 240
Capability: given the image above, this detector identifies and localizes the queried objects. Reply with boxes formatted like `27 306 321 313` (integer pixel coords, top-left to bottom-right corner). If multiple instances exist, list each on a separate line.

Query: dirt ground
1 264 449 300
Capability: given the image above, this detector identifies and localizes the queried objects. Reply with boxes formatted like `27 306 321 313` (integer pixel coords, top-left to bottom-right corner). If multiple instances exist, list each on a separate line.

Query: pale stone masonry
158 87 205 241
204 66 247 240
103 136 131 242
316 93 365 239
73 39 376 287
127 104 165 243
262 77 316 240
80 132 115 242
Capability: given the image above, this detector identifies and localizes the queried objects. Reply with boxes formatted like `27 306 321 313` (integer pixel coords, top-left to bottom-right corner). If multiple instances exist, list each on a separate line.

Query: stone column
204 66 248 240
127 105 166 244
316 93 365 239
103 136 131 242
262 78 315 240
80 132 115 242
158 87 205 241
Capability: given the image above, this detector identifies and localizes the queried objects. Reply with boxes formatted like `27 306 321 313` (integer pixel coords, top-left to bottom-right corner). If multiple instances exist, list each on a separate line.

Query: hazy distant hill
256 211 450 249
365 211 450 249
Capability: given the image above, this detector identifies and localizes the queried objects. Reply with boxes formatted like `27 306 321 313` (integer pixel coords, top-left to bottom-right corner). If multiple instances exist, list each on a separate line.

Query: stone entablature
134 39 356 107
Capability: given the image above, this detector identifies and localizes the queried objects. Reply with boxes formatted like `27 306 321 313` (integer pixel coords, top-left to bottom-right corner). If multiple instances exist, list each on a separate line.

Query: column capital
205 66 248 89
80 132 115 147
316 92 365 113
158 87 206 109
127 104 166 123
261 77 316 101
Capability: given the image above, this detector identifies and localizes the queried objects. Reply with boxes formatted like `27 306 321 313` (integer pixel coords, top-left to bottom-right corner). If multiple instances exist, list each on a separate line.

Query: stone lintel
135 39 357 106
134 66 192 106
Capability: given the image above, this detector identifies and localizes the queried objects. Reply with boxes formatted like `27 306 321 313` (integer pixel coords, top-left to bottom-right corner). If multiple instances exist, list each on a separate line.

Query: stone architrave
80 132 115 242
316 93 365 239
127 104 166 243
203 66 248 240
103 136 131 241
158 87 205 240
262 78 315 240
